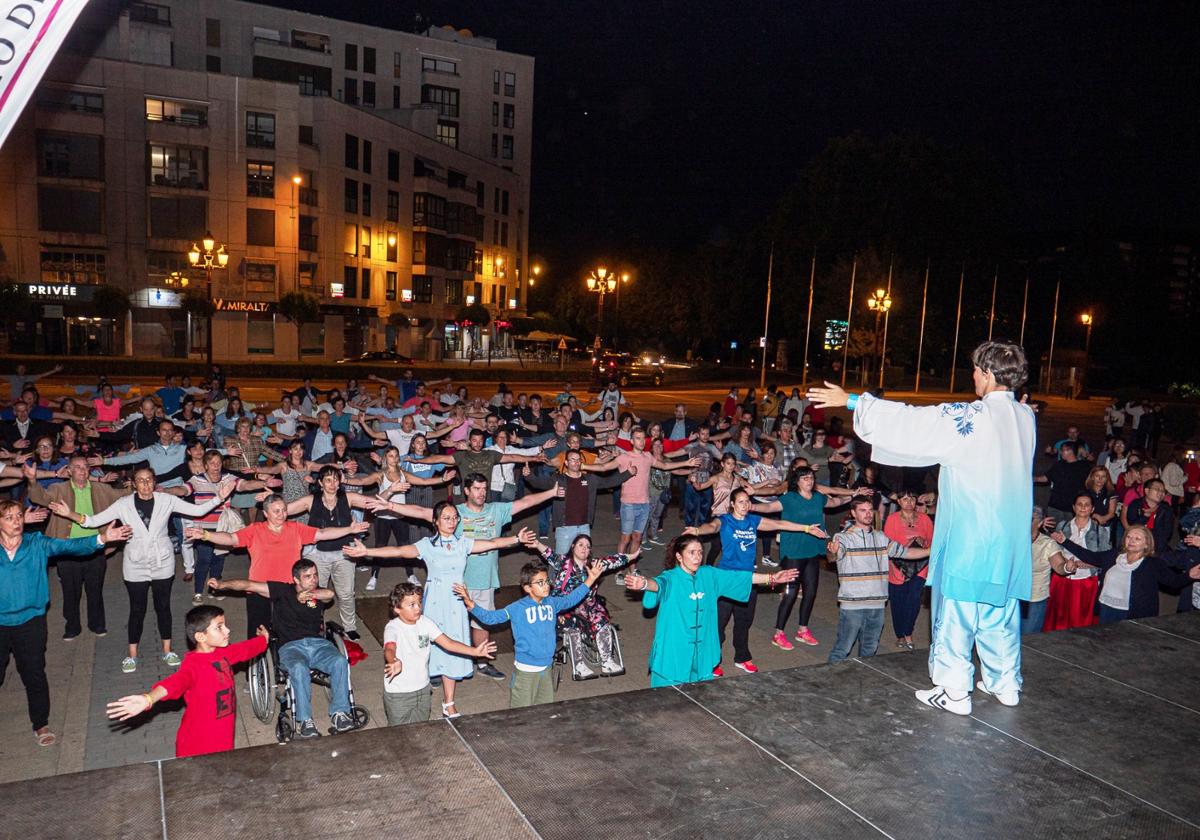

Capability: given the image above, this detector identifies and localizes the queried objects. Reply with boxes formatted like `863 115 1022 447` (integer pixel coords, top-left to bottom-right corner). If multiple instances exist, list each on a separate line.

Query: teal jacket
0 532 103 626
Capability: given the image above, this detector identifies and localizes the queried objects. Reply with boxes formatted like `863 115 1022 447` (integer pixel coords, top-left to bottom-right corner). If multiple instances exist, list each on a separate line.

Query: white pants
928 588 1022 696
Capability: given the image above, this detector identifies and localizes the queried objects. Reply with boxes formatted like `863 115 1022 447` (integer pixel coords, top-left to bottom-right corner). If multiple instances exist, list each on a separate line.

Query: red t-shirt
235 521 320 582
153 635 267 758
883 511 934 584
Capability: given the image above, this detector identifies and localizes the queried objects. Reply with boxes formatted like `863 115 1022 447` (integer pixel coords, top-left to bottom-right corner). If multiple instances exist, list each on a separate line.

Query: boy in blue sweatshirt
453 560 602 707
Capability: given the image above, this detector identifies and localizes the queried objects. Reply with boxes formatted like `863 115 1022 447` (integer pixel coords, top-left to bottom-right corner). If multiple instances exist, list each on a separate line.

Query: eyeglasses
529 579 551 587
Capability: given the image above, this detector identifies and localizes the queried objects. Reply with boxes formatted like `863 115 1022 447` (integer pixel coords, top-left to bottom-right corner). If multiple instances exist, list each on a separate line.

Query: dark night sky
274 0 1200 262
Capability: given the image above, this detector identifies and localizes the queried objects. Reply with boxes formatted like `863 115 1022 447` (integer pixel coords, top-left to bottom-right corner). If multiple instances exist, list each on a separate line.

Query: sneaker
92 629 107 637
600 659 623 675
647 536 665 545
161 651 181 668
296 719 322 739
346 630 360 641
192 594 203 604
712 665 724 678
915 686 972 716
406 574 421 586
761 556 779 568
212 593 225 601
574 661 596 679
364 576 378 592
794 628 819 646
330 711 356 733
477 663 506 680
734 660 759 674
976 680 1020 707
356 565 369 572
63 632 79 641
121 657 137 674
771 631 794 651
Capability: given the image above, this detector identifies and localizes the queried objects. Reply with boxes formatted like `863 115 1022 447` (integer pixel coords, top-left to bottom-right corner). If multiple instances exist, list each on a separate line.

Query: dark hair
1144 478 1166 493
566 532 592 557
389 582 423 610
432 500 457 524
468 427 486 439
292 558 317 579
317 464 342 483
730 488 750 505
665 534 702 569
788 467 816 492
971 340 1028 389
851 496 875 511
1074 492 1094 505
464 472 489 488
185 605 224 649
519 561 549 587
1060 440 1078 456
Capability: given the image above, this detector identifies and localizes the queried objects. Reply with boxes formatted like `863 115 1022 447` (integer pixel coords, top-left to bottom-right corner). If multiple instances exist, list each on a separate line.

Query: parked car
591 351 664 387
336 350 414 365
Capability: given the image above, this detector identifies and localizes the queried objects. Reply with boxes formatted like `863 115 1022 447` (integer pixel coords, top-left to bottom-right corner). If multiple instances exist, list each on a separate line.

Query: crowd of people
0 357 1197 758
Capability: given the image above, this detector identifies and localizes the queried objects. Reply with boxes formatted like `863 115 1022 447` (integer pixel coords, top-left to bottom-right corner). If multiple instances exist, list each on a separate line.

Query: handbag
212 505 245 556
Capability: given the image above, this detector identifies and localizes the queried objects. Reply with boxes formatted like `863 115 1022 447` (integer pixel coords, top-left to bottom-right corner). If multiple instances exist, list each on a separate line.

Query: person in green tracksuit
622 534 797 687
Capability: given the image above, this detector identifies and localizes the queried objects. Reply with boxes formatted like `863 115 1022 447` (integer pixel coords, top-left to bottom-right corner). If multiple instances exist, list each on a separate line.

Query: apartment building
0 0 534 361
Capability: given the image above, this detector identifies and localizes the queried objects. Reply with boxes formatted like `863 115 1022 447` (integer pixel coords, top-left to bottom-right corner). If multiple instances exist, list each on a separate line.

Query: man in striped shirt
826 498 929 663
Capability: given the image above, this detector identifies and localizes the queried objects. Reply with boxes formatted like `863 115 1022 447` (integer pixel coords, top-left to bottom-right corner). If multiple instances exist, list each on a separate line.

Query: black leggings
125 576 174 646
775 555 823 631
372 517 412 577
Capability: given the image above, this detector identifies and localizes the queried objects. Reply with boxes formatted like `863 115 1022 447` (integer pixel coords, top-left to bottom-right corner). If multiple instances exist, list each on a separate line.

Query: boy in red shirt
107 606 268 758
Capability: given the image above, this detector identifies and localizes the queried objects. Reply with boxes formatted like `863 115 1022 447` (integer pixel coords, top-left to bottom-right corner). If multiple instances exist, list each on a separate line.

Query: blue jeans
828 607 885 663
193 541 224 595
684 484 712 527
1020 599 1048 635
888 577 925 638
555 524 591 557
279 637 350 723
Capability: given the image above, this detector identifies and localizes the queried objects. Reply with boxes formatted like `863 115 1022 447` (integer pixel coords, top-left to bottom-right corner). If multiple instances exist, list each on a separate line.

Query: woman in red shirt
882 491 934 650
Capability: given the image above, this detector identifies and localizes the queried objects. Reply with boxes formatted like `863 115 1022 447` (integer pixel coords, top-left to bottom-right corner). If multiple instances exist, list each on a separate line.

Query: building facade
0 0 534 361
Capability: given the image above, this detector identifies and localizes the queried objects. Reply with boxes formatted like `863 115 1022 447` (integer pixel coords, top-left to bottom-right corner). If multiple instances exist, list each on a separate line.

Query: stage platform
6 613 1200 840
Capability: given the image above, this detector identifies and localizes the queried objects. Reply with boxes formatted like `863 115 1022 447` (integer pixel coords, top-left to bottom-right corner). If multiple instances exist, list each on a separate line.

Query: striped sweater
831 526 910 609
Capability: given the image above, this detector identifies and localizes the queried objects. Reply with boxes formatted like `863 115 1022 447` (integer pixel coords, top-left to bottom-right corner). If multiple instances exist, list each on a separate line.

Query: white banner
0 0 93 149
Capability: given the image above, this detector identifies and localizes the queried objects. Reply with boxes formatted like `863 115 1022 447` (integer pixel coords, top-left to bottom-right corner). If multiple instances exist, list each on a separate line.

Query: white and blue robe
851 390 1035 694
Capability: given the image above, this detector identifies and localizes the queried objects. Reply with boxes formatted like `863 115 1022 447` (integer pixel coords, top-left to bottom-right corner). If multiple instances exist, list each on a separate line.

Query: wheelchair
246 620 370 742
553 620 625 686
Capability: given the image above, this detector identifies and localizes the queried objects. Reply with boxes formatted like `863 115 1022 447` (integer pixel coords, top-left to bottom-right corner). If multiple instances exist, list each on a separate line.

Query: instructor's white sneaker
915 686 972 716
976 680 1020 707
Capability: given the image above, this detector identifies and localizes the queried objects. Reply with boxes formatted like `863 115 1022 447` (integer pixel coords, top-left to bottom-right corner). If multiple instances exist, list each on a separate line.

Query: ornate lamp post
585 266 617 351
187 232 228 366
866 287 892 386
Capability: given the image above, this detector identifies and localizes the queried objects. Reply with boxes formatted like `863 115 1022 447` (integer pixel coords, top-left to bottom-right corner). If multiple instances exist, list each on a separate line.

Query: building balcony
299 187 319 206
299 234 318 252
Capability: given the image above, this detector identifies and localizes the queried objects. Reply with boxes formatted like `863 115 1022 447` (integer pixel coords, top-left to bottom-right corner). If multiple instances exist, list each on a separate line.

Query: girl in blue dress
344 501 531 718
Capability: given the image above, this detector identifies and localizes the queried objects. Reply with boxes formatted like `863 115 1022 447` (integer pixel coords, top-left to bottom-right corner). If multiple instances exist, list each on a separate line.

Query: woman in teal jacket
623 534 796 687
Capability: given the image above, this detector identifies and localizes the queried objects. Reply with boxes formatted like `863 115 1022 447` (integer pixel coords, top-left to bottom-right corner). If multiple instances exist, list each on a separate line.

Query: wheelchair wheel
248 653 274 723
275 713 294 744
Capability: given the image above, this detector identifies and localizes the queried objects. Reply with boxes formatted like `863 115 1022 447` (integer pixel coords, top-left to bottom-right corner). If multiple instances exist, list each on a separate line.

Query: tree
455 302 491 328
277 291 320 360
92 285 131 320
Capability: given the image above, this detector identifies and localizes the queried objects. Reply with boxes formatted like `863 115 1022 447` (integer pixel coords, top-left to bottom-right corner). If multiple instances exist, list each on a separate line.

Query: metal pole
759 244 774 390
801 250 815 389
1046 278 1061 394
949 264 964 393
915 258 929 393
987 265 998 340
840 257 857 388
596 289 605 350
206 267 214 368
1019 270 1030 346
878 257 893 389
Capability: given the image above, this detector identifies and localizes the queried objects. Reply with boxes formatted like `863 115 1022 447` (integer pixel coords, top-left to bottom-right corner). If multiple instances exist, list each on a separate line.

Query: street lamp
187 232 229 367
585 266 617 351
530 263 541 287
866 287 892 386
1080 311 1094 395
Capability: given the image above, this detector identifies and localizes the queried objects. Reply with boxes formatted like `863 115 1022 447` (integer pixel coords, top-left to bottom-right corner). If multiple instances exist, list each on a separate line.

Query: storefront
12 282 117 355
129 287 188 357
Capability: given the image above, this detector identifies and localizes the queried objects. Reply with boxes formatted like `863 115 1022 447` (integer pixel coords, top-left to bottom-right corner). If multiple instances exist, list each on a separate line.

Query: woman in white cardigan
50 466 235 673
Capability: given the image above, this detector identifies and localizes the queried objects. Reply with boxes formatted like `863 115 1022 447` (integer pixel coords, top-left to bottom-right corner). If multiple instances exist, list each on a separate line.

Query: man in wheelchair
209 558 356 739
